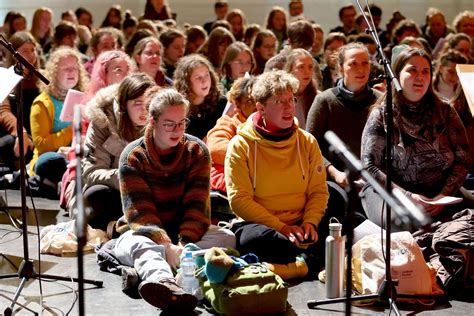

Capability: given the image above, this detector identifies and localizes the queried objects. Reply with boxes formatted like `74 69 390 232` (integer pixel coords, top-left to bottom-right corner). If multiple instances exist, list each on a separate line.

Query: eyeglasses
162 118 190 132
232 60 253 67
266 97 297 106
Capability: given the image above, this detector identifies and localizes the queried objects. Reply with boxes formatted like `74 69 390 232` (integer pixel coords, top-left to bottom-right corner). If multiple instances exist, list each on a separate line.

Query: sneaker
138 279 198 312
265 256 309 280
121 266 141 299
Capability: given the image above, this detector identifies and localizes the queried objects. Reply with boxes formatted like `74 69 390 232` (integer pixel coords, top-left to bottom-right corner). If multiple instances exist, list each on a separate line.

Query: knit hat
391 44 410 65
204 247 235 284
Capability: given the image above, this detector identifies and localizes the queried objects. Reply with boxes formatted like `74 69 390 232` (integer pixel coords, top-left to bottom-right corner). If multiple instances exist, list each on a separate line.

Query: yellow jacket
225 114 329 232
29 92 72 175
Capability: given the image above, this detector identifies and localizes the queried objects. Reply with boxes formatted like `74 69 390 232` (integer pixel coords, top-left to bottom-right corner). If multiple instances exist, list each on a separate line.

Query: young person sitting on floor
114 88 235 312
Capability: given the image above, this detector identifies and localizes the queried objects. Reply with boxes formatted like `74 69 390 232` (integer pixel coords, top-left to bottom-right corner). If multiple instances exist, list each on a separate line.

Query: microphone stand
356 0 404 313
74 105 87 316
307 131 432 313
0 34 102 316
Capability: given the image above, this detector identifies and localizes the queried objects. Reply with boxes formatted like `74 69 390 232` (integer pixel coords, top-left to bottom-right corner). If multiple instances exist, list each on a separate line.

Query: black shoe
121 266 141 299
138 279 198 312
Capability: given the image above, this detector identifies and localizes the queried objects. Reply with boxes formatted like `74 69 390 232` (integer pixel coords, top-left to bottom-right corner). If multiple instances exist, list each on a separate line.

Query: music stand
0 35 102 316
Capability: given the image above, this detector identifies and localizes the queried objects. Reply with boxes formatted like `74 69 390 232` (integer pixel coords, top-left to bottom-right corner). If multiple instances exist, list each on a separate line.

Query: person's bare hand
410 193 444 217
281 225 305 245
327 165 348 188
13 133 32 157
300 222 318 244
165 243 184 271
333 170 349 188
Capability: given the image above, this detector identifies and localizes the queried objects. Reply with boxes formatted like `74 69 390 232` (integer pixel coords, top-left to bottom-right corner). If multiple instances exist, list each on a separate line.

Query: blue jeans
34 151 67 184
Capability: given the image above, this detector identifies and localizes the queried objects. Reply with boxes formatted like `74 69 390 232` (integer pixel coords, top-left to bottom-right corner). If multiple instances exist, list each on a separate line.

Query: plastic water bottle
181 251 201 298
325 218 345 298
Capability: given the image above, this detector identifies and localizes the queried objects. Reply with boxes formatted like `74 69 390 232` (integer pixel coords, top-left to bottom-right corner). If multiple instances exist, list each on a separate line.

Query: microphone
324 130 363 172
72 104 88 239
324 130 429 230
392 188 431 228
73 104 83 157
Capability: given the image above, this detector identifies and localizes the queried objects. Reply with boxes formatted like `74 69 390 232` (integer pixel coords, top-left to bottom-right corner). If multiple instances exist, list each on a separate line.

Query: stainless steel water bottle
325 218 345 298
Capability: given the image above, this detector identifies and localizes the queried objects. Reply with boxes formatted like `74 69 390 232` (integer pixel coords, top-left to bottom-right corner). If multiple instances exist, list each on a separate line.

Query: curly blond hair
251 70 298 104
453 10 474 32
38 46 89 100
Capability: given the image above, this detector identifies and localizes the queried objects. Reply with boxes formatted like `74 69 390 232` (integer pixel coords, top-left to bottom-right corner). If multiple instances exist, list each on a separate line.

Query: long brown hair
117 73 155 142
221 41 255 81
6 31 40 68
173 54 221 109
373 47 439 121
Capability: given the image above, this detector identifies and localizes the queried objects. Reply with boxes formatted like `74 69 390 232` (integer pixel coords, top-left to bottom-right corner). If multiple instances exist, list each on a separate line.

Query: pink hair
83 50 135 104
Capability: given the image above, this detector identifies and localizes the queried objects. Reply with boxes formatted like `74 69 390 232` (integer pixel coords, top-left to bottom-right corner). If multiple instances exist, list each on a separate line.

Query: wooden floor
1 189 473 315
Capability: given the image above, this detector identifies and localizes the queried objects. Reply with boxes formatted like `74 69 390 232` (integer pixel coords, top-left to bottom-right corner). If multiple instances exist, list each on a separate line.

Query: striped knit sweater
116 125 211 245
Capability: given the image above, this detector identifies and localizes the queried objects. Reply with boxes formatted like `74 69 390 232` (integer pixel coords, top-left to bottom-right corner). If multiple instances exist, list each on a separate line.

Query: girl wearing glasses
220 41 255 94
114 88 235 312
174 54 227 139
72 73 155 231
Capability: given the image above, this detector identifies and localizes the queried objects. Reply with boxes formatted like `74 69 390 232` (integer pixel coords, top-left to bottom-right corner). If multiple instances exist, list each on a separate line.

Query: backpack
201 263 288 315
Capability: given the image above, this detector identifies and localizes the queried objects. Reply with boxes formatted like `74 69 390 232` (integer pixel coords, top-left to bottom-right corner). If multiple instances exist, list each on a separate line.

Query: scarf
335 79 373 111
252 111 295 142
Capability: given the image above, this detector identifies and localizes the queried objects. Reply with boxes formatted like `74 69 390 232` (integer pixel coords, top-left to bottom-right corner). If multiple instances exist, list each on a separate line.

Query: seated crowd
0 0 473 313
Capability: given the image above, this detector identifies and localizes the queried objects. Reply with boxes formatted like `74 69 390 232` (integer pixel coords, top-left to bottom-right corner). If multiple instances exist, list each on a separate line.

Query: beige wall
1 0 472 34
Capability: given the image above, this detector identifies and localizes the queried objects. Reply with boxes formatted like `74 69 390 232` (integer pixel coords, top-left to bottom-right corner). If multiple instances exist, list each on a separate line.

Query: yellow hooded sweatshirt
225 114 329 232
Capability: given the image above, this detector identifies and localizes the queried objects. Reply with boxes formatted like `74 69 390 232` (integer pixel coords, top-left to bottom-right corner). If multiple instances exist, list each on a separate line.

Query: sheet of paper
353 219 385 245
0 67 23 102
60 89 85 122
431 37 447 59
417 196 463 205
456 64 474 117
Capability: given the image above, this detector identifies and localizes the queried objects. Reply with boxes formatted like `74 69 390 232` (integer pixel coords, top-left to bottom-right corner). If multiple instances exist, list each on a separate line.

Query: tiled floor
1 190 473 315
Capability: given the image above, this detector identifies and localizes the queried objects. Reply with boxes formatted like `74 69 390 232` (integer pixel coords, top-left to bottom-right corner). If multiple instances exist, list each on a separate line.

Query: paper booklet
456 64 474 118
60 89 85 122
0 67 22 102
417 195 463 205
